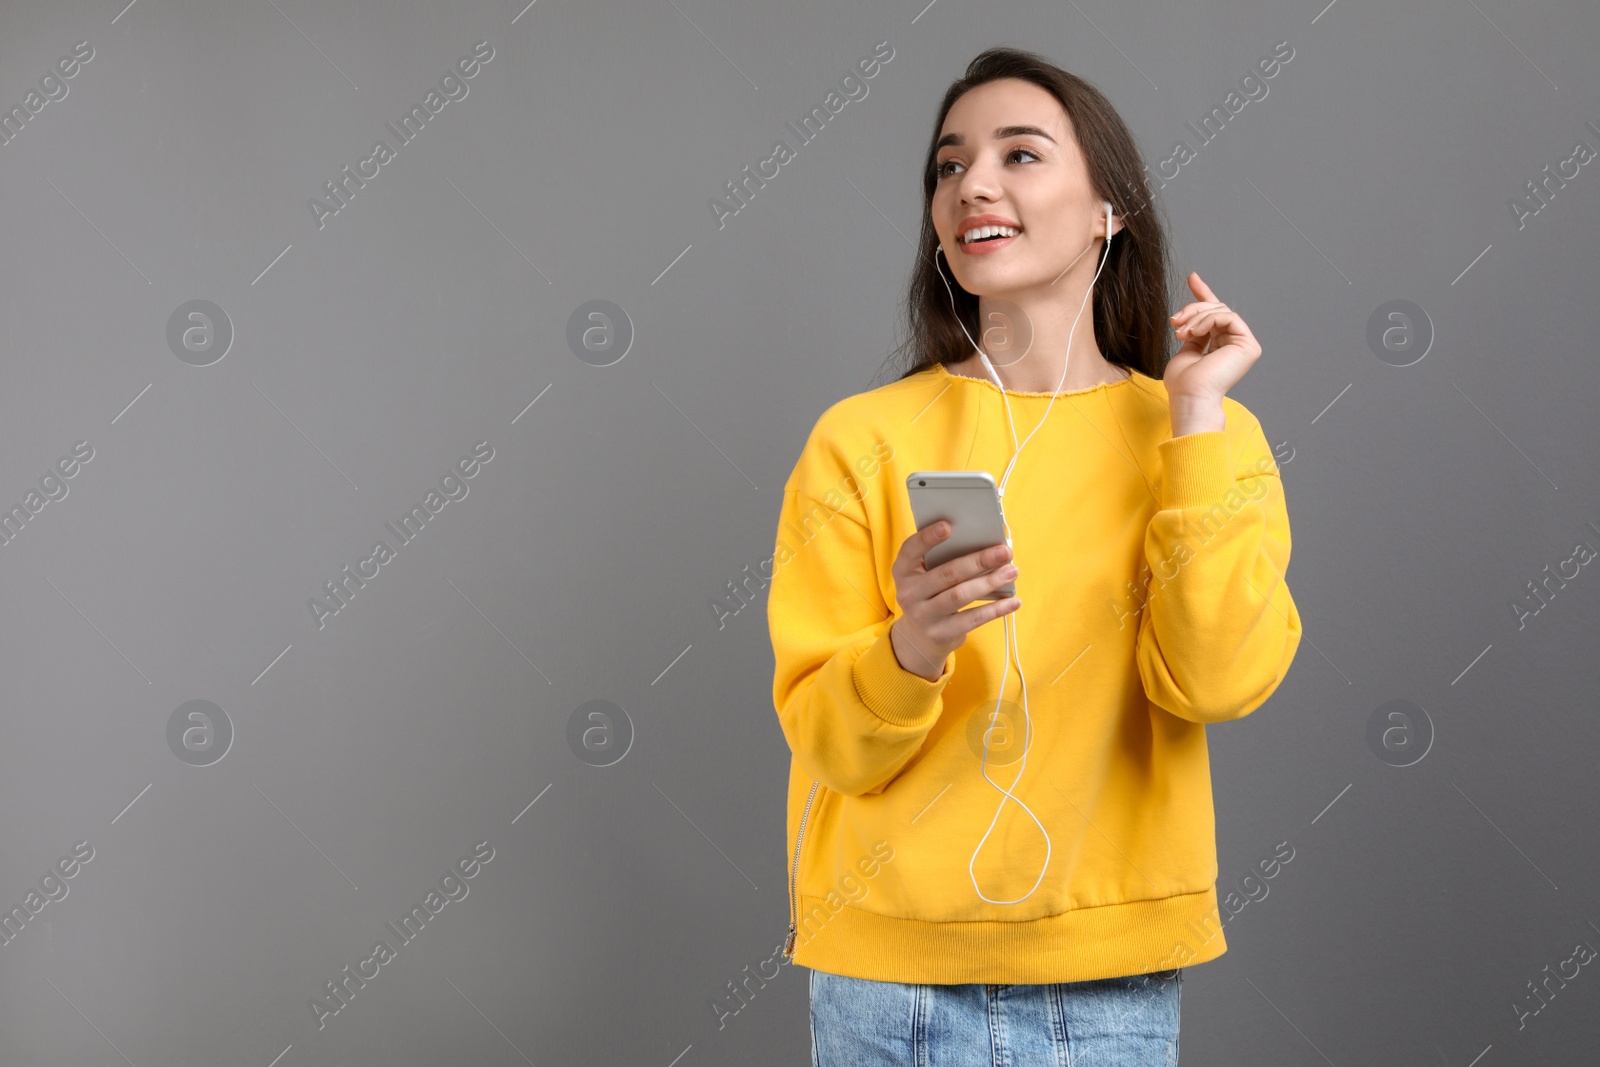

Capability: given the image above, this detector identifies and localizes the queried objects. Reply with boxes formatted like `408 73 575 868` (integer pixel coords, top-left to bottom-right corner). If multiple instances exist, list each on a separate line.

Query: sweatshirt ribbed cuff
852 627 955 728
1158 431 1236 510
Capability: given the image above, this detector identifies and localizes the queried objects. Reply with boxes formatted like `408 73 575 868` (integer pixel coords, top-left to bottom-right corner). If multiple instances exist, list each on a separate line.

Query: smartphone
905 471 1015 599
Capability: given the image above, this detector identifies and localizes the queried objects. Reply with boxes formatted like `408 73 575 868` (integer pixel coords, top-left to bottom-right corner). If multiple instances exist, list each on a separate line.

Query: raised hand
1164 271 1262 435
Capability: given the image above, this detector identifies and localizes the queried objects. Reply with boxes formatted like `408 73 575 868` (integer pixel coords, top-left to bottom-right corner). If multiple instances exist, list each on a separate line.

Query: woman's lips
958 233 1019 255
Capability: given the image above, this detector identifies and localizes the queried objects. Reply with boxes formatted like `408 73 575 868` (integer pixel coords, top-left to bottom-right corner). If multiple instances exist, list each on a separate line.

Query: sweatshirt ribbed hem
1158 431 1237 510
851 627 956 728
791 885 1227 984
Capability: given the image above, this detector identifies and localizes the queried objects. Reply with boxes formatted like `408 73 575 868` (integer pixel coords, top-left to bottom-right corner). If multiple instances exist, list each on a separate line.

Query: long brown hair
881 47 1175 385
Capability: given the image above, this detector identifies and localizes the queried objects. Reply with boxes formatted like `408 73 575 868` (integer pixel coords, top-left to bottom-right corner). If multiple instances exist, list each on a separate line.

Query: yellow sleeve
767 489 958 797
1136 416 1302 723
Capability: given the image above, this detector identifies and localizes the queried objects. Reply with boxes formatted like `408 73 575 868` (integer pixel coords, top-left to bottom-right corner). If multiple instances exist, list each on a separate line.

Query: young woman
766 47 1302 1065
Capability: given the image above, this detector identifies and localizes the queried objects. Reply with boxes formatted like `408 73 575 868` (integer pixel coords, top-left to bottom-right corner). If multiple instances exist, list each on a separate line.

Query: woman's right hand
888 521 1021 681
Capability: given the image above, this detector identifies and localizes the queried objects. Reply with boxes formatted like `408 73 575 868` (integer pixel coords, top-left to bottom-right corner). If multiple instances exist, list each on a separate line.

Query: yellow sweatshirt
768 361 1302 985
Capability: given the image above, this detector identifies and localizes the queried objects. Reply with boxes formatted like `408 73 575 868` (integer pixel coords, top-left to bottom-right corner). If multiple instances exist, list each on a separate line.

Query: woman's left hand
1164 272 1261 434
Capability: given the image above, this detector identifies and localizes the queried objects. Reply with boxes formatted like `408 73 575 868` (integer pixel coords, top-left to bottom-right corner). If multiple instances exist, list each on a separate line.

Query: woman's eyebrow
936 125 1057 150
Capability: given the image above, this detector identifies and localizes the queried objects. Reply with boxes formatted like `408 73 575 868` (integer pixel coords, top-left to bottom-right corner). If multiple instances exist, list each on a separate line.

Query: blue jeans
809 967 1182 1066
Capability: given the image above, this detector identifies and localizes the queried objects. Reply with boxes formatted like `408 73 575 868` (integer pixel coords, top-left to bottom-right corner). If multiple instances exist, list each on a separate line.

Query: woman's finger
1175 308 1231 339
1188 271 1220 303
954 596 1022 633
1170 301 1220 324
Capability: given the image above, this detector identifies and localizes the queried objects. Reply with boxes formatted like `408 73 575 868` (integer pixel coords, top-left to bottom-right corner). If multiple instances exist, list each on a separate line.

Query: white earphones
934 199 1117 904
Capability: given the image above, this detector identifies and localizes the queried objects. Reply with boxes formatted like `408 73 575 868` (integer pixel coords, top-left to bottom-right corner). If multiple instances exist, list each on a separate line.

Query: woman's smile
956 214 1024 255
957 230 1020 255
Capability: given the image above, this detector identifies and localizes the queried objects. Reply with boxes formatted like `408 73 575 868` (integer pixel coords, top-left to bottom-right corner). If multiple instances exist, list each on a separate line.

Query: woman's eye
937 146 1040 178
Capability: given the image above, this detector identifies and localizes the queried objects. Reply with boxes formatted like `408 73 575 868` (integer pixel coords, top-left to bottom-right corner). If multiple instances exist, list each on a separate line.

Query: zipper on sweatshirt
783 779 820 960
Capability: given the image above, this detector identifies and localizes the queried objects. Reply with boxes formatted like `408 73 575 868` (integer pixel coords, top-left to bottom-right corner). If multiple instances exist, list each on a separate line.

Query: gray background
0 0 1596 1064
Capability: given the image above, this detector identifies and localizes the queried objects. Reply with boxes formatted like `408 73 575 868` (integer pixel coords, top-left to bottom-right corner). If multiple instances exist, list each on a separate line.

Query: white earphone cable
934 201 1116 904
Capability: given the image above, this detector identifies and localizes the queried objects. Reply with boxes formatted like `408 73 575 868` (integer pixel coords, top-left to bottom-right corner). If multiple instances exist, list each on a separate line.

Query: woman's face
931 78 1107 297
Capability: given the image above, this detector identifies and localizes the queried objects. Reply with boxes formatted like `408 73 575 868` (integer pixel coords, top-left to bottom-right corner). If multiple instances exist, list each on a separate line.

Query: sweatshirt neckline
933 360 1138 399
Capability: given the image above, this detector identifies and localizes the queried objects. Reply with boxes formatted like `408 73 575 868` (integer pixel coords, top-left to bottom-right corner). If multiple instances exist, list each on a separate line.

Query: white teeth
961 225 1021 243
